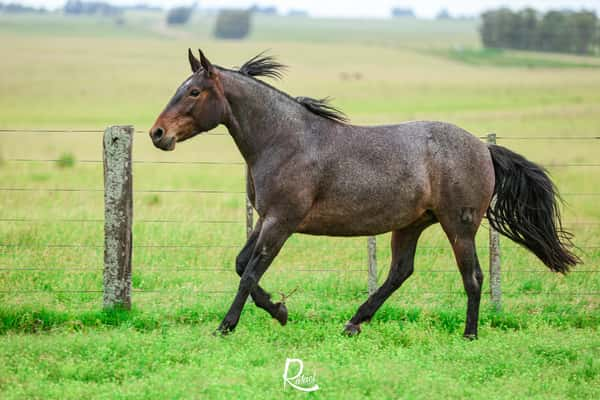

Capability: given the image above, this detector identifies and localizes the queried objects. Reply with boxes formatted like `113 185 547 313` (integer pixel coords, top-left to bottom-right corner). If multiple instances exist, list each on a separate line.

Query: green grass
0 305 598 399
0 12 599 399
434 47 600 69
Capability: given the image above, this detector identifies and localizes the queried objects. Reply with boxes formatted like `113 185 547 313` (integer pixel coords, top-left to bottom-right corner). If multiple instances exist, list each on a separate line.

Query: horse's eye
190 89 200 97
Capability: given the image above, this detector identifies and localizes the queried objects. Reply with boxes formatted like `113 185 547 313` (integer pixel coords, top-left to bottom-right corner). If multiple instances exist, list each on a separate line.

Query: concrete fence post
487 133 502 311
103 125 133 309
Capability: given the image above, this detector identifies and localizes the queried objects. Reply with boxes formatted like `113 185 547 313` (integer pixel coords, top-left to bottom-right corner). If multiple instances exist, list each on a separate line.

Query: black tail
486 144 580 273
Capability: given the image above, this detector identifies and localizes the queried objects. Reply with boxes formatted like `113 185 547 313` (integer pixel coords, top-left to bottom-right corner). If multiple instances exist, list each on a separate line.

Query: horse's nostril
152 127 164 141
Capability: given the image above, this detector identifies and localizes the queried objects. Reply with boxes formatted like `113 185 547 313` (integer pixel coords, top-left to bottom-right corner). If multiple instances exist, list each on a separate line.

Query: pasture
0 11 599 399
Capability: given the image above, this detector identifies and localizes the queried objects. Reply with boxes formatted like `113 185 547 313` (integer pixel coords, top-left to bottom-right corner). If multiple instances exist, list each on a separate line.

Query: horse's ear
188 48 201 73
198 49 215 77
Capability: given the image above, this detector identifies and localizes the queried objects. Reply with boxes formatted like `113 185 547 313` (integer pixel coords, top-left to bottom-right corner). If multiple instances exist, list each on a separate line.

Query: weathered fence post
103 125 133 309
487 133 502 311
245 167 253 238
367 236 377 295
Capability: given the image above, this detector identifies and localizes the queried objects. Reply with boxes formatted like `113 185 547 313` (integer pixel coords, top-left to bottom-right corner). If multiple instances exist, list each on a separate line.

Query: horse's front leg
217 217 292 334
236 218 288 325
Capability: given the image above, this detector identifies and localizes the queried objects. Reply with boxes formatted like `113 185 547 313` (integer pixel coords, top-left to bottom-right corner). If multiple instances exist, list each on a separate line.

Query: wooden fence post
487 133 502 311
245 167 253 238
368 236 377 295
103 125 133 309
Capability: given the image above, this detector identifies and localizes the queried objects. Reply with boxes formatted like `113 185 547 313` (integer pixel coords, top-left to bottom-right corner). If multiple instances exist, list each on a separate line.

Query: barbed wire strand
4 158 600 167
0 265 597 274
2 216 599 225
1 242 599 250
0 129 227 136
0 187 245 194
1 129 599 140
4 159 244 165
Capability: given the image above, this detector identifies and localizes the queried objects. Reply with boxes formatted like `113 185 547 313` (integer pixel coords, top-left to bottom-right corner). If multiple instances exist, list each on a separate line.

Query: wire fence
1 128 599 301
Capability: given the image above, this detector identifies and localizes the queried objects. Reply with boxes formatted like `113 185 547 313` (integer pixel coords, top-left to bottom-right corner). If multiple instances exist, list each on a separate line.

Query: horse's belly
296 147 432 236
296 196 426 236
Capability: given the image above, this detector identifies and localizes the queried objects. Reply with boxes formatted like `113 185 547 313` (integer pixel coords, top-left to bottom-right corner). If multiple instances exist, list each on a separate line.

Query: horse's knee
235 254 247 276
467 263 484 293
239 274 257 291
463 275 482 297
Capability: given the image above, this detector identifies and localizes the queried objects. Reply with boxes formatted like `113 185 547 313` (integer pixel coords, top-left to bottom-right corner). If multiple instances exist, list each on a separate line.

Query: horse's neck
221 72 307 166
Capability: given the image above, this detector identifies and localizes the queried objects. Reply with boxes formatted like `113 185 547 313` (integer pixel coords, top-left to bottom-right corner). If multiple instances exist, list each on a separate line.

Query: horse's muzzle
150 126 176 151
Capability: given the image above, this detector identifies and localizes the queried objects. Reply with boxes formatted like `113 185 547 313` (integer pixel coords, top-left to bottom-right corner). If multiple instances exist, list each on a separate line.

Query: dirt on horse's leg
344 221 430 336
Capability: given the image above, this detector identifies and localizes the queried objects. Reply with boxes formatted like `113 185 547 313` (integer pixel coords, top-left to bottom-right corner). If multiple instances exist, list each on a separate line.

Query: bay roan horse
150 49 579 338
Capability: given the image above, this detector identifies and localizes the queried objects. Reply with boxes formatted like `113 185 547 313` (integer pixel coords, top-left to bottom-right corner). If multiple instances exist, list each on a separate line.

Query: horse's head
150 49 229 151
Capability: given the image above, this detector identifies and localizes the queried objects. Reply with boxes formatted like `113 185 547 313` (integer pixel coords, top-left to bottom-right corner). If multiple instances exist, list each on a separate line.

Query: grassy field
0 12 599 399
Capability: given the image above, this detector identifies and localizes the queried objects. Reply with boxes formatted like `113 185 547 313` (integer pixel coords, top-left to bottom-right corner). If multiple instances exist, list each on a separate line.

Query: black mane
239 52 287 80
296 97 348 123
237 52 348 123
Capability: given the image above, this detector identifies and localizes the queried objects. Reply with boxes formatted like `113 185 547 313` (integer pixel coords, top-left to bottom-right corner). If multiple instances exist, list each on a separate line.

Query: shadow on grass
2 302 598 335
0 305 226 334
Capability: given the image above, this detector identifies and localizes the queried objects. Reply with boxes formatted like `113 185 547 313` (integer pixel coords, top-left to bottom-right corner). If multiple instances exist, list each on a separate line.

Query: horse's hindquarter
297 123 435 236
422 122 495 222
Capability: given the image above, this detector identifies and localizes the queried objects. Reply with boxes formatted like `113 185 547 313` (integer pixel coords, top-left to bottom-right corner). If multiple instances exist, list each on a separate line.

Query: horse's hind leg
438 210 484 339
344 218 433 336
236 219 287 326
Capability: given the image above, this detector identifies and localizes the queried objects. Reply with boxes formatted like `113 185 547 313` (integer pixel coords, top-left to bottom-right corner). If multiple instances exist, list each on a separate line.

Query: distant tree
479 10 498 47
126 4 162 12
1 2 46 13
287 9 308 17
571 11 598 54
436 9 451 20
480 8 515 48
391 8 414 18
250 5 277 15
64 0 83 14
214 9 251 39
517 8 538 50
166 4 196 26
537 11 572 52
64 0 121 16
596 23 600 54
480 8 599 55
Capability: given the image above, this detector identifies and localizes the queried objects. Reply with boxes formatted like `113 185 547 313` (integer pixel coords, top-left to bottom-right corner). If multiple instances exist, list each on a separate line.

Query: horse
149 49 579 339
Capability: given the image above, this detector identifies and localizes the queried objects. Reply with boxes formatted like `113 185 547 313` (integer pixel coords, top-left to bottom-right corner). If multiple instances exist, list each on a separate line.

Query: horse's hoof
274 302 288 326
212 329 228 337
343 322 361 337
463 333 478 341
214 320 236 336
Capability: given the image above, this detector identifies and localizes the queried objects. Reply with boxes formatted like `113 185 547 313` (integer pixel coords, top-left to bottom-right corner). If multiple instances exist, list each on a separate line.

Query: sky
18 0 600 19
